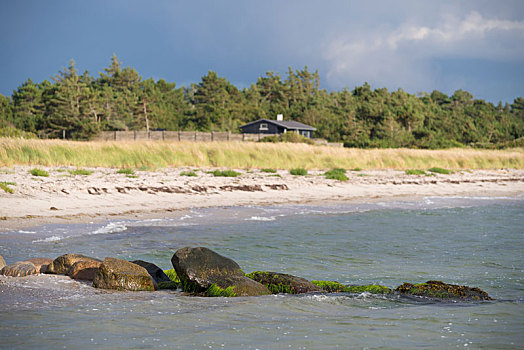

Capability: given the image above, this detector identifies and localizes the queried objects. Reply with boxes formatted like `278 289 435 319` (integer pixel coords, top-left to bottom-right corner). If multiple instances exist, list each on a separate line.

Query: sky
1 0 523 103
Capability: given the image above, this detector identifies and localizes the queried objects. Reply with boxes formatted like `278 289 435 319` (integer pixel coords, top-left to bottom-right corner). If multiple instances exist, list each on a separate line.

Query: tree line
0 54 522 148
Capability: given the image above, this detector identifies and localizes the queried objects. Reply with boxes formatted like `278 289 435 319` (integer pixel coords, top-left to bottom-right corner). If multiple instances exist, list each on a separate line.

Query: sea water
0 196 523 349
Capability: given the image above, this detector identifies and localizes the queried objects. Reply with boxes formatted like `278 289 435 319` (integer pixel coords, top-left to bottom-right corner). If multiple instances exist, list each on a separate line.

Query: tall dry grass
0 138 523 169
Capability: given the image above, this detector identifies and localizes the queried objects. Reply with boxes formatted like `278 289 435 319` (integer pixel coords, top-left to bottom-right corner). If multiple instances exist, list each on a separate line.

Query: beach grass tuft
405 169 427 175
212 169 240 177
1 139 523 170
180 170 198 177
290 168 308 176
117 168 135 175
0 181 15 193
261 168 277 173
29 168 49 177
69 168 93 176
324 168 348 181
428 167 453 175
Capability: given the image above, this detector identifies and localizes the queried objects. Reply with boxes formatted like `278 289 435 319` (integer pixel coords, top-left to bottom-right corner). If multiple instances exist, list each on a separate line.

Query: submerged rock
131 260 172 284
0 255 5 270
171 247 270 297
67 260 102 281
46 254 101 275
396 280 493 301
93 257 156 291
1 261 37 277
246 271 322 294
25 258 54 273
0 257 53 277
311 280 393 294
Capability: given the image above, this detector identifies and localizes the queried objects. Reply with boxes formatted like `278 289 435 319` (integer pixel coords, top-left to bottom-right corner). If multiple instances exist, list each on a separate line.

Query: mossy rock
46 254 101 275
93 257 156 291
396 280 493 301
0 255 6 270
311 280 392 294
172 247 270 297
246 271 322 294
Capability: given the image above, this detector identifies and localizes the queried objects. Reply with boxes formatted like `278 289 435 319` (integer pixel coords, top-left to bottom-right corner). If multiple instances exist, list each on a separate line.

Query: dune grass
0 138 523 170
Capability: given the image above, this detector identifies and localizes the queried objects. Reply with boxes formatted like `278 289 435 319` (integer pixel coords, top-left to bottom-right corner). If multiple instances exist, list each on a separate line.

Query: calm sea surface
1 196 523 349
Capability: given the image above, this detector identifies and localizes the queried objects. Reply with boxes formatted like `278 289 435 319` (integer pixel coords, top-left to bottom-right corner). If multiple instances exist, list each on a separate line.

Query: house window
301 131 310 137
259 123 268 131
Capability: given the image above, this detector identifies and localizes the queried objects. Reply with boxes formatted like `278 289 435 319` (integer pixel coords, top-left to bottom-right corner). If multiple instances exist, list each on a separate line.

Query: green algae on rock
171 247 270 297
396 280 493 301
246 271 322 294
311 280 392 294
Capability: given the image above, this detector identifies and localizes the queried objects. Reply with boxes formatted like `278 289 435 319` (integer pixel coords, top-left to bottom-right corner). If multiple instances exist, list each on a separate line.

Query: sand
1 166 523 231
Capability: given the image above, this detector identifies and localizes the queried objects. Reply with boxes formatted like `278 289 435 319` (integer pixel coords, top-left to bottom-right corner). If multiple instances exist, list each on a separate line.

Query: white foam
32 235 63 243
18 230 37 234
245 216 276 221
90 222 128 235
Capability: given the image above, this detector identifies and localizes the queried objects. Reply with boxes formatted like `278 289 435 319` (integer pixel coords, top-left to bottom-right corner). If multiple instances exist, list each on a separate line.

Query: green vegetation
206 284 237 297
117 168 135 175
290 168 308 176
0 181 15 193
1 139 523 169
260 133 315 145
311 280 392 294
324 168 348 181
29 168 49 177
68 168 93 176
261 168 277 173
157 281 179 290
428 167 453 175
163 269 180 283
405 169 427 175
212 169 240 177
0 55 522 149
349 168 362 172
180 170 198 177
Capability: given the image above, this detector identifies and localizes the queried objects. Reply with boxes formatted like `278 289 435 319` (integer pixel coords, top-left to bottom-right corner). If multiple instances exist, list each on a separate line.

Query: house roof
240 119 317 131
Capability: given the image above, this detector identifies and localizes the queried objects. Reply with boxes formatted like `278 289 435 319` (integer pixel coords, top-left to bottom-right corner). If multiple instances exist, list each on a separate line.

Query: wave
245 216 276 221
32 235 64 243
90 222 128 235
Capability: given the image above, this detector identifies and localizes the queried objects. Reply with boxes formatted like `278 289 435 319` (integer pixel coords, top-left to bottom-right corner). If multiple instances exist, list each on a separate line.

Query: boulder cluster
0 247 493 301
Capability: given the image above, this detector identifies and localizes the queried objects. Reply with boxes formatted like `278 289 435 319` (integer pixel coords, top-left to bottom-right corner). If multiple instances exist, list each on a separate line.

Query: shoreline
1 166 523 231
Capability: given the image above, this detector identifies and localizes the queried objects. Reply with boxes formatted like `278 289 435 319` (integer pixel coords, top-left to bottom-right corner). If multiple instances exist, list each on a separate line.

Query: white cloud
324 10 524 92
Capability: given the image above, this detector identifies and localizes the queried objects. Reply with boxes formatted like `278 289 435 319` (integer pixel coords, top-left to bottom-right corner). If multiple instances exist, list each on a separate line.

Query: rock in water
0 257 53 277
171 247 270 297
0 255 6 270
131 260 172 284
246 271 323 294
46 254 101 275
93 257 156 291
396 280 493 301
1 261 37 277
67 260 102 281
24 258 53 273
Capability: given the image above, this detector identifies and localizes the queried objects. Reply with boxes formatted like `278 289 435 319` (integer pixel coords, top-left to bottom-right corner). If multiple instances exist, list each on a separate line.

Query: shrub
69 168 93 176
280 132 315 145
212 169 240 177
259 135 280 143
117 168 135 175
261 168 277 173
0 126 37 139
0 182 15 193
29 168 49 177
290 168 308 176
405 169 427 175
428 167 453 175
180 170 198 177
324 168 348 181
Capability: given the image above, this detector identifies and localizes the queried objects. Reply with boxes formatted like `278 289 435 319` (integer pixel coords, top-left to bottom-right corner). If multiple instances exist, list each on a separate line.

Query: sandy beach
1 166 523 231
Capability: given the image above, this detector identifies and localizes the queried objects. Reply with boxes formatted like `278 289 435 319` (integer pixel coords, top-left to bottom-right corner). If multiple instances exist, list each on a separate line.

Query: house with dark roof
239 115 316 138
